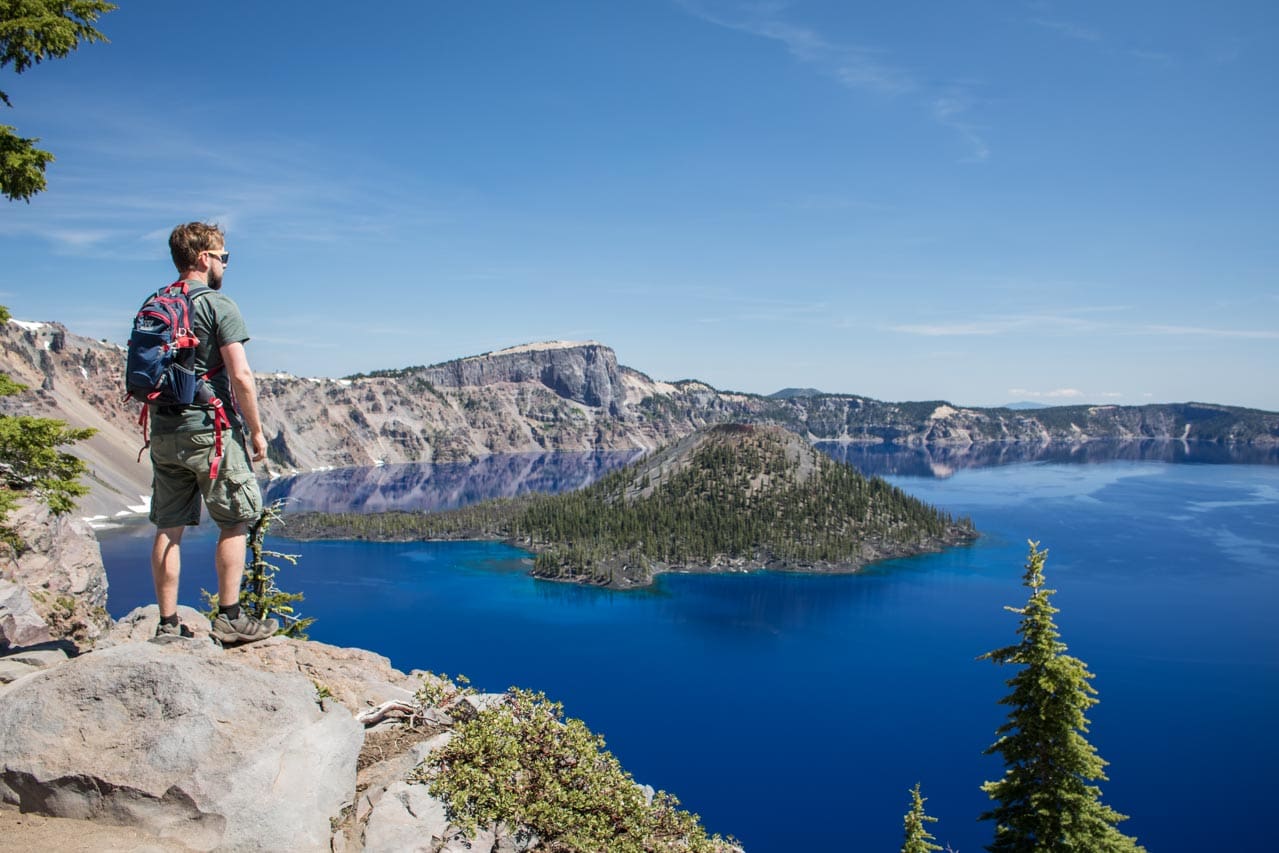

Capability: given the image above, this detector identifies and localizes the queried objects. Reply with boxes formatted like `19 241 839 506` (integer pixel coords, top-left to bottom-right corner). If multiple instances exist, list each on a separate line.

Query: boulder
0 501 111 648
361 780 456 852
0 639 363 852
0 579 53 649
0 658 40 684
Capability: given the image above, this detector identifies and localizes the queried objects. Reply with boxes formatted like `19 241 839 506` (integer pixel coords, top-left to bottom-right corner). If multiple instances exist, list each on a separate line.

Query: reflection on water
262 440 1276 514
263 450 645 513
819 439 1279 479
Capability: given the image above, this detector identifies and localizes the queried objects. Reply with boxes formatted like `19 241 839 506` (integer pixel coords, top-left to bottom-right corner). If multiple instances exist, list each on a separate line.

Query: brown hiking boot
210 612 279 645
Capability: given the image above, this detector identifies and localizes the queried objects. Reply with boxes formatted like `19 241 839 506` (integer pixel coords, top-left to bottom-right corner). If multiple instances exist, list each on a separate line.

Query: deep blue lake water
98 446 1279 852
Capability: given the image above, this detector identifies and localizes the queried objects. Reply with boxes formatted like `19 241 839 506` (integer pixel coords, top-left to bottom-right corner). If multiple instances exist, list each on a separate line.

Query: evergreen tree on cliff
980 542 1145 853
0 305 93 545
901 782 942 853
1 0 116 200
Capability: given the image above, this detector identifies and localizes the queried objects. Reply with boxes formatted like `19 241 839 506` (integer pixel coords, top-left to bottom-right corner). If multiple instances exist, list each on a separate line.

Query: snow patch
7 319 45 331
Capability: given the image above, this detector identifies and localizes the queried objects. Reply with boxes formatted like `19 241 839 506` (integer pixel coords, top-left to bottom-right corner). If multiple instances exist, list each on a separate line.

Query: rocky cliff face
0 501 111 650
4 317 1277 519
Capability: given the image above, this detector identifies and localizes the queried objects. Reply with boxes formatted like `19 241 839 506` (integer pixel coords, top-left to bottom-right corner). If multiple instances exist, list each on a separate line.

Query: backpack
125 280 232 478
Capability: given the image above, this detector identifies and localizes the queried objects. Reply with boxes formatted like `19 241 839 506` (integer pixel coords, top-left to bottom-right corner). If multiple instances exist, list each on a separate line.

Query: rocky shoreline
0 501 732 851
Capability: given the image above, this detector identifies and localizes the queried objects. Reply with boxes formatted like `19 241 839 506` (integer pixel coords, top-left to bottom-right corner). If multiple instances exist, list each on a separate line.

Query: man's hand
250 430 267 463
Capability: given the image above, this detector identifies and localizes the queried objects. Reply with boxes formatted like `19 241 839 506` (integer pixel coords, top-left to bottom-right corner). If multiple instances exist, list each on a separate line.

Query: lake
98 443 1279 852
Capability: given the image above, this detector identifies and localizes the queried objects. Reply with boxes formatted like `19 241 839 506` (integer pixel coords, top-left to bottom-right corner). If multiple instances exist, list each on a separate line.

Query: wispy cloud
678 1 915 96
1136 324 1279 340
0 97 448 258
889 312 1279 341
676 1 989 160
1008 387 1087 399
888 311 1105 336
1029 8 1174 65
931 89 990 162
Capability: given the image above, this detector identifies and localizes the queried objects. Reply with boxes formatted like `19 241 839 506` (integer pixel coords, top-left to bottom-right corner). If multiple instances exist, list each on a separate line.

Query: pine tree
902 782 942 853
2 1 117 200
980 542 1145 853
0 305 94 547
202 500 313 638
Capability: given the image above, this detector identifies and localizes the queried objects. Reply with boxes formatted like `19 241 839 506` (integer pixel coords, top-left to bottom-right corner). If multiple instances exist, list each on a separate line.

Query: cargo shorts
149 429 263 529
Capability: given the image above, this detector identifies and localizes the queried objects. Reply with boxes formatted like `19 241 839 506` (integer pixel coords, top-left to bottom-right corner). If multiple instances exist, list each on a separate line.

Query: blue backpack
125 280 232 477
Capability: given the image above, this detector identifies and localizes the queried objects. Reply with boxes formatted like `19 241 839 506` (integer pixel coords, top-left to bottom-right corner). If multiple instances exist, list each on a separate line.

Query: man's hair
169 222 225 272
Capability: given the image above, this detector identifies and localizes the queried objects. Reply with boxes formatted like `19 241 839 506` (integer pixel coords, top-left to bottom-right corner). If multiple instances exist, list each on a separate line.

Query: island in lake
284 424 978 588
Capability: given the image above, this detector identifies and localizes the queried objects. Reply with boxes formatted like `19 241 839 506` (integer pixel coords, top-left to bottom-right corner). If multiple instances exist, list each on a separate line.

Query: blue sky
2 1 1276 409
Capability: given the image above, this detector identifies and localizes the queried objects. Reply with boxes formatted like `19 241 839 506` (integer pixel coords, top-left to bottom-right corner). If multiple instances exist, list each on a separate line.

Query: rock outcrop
0 501 111 649
0 638 363 852
0 606 546 852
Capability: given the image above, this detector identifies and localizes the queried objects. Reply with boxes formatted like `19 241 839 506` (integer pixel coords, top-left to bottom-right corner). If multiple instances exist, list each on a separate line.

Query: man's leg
151 526 186 618
209 518 277 644
215 522 248 608
204 431 274 644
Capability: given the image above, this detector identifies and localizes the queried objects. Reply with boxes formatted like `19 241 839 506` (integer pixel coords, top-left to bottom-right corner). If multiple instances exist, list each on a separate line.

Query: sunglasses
203 250 230 265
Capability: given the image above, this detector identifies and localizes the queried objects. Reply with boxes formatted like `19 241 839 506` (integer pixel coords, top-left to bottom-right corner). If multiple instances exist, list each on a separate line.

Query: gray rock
0 501 111 647
444 693 507 723
0 579 53 649
362 781 452 853
100 604 212 647
5 646 70 669
0 659 39 684
0 640 363 852
225 634 417 716
356 731 453 827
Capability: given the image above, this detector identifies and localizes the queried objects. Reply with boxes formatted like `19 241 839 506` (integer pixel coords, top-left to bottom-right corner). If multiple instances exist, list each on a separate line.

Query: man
148 222 277 644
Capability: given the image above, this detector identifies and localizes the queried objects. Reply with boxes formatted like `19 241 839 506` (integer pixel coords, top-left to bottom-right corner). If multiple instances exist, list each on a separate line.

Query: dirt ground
0 806 198 852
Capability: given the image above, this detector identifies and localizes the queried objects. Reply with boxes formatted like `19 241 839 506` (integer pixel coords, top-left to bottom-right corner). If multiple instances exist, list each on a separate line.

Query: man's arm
220 340 267 462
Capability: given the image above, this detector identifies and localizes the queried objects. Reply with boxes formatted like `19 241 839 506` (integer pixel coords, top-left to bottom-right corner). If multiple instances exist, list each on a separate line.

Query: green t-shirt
148 282 250 434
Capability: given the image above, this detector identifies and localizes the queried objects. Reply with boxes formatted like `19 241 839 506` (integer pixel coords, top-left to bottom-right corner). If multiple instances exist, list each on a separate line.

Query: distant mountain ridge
3 317 1277 516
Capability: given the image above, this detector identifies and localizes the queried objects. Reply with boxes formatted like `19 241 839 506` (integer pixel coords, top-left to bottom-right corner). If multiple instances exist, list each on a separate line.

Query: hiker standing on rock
143 222 275 644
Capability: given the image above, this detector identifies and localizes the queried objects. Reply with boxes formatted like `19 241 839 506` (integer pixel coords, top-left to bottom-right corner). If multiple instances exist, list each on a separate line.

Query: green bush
416 687 737 853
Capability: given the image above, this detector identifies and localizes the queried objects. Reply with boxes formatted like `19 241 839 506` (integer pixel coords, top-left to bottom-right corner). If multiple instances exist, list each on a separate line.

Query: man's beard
208 264 223 290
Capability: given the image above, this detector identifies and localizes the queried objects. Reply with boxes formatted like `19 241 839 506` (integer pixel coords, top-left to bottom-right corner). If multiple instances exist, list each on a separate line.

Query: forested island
284 424 978 588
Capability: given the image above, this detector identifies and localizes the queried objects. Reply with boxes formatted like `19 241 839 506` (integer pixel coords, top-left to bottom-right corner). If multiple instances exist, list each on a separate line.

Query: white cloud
887 311 1279 341
1008 387 1087 399
1136 324 1279 340
887 311 1103 336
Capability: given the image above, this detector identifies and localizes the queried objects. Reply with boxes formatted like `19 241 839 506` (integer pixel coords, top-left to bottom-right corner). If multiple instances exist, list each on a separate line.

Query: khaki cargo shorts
149 429 263 529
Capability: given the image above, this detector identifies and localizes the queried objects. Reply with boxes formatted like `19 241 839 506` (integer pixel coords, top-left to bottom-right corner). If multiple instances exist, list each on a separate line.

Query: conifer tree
901 782 942 853
2 1 116 200
0 305 94 546
202 500 313 638
980 542 1145 853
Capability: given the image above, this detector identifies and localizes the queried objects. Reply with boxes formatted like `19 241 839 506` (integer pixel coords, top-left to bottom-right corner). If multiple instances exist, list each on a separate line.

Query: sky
1 0 1276 410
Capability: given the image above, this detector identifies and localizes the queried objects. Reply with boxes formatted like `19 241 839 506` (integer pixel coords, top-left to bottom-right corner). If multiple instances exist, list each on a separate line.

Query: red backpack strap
136 404 151 463
206 399 232 480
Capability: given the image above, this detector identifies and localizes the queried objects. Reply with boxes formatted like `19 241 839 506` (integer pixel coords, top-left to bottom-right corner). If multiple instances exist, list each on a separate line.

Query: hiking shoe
151 620 194 643
210 612 279 645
